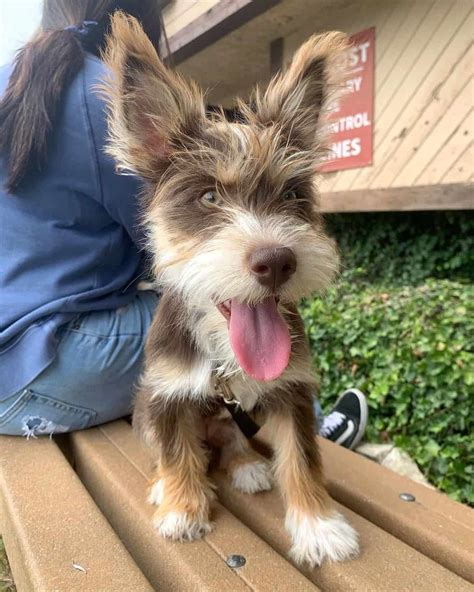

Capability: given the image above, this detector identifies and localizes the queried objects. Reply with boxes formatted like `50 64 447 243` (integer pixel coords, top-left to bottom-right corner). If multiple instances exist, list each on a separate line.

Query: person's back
0 0 163 436
0 55 143 396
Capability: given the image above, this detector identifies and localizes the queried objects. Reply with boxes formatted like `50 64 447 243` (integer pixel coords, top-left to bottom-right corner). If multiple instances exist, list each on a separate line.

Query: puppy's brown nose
249 247 297 291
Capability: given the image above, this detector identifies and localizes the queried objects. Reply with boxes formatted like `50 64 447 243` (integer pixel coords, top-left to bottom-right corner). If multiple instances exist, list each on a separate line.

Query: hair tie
64 21 98 38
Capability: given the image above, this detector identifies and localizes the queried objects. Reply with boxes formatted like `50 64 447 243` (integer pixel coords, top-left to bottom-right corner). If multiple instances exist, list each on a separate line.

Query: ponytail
0 30 84 192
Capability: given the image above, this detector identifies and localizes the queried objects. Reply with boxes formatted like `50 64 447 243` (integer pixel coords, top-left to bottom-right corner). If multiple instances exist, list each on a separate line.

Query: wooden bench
1 420 473 591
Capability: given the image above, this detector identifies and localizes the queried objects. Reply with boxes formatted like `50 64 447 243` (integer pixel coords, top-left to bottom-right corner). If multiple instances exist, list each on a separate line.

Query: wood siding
283 0 473 193
163 0 221 38
164 0 473 209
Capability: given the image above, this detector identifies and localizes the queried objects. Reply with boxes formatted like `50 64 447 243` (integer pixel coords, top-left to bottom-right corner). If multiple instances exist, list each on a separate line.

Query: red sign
320 27 375 172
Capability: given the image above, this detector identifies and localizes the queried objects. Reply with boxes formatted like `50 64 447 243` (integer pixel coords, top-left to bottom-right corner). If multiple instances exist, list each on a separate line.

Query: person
0 0 367 447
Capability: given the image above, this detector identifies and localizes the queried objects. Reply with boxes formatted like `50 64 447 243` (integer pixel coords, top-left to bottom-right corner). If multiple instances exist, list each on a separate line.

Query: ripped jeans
0 290 325 438
0 291 159 437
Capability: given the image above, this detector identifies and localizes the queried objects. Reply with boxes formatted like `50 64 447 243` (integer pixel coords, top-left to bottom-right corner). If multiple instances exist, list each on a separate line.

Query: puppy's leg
134 389 214 541
267 386 359 566
207 415 272 494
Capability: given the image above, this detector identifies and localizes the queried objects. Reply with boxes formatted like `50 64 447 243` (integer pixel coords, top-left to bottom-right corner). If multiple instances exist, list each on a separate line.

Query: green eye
201 191 219 206
283 189 298 201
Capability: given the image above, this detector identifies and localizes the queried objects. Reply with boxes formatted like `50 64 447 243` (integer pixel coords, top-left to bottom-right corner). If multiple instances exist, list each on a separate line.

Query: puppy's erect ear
102 12 206 181
249 32 349 154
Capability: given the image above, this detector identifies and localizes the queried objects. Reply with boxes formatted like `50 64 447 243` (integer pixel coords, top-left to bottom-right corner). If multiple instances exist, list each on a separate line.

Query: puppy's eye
200 191 219 206
282 189 298 201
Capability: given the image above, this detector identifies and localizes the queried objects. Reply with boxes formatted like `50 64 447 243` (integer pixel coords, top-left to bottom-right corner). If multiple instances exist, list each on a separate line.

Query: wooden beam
319 183 474 212
270 37 284 75
168 0 281 64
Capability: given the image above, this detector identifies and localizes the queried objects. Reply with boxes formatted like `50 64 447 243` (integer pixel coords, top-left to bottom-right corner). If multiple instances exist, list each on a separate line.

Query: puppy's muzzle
248 246 297 291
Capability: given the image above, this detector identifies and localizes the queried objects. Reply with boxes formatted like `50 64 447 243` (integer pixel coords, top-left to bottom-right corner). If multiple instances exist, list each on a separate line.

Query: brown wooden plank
319 182 474 212
319 437 474 583
70 422 317 592
212 465 473 592
0 435 153 592
168 0 281 64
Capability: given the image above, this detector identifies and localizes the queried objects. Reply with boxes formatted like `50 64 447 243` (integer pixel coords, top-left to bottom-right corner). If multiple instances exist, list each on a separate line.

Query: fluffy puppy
103 12 359 567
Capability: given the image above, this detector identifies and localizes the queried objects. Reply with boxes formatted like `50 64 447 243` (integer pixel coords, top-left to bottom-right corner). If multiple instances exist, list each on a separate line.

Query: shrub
301 212 474 505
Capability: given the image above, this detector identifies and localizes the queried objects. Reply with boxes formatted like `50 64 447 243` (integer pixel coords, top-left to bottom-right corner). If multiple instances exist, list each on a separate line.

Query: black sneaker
320 389 368 450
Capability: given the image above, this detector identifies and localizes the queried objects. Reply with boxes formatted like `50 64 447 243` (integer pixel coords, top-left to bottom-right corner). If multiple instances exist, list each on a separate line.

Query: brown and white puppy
103 13 359 567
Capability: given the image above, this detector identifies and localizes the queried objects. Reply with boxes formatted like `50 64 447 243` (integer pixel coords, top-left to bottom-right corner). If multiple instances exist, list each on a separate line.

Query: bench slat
212 460 473 592
319 437 474 583
100 421 318 591
70 422 317 592
0 436 153 592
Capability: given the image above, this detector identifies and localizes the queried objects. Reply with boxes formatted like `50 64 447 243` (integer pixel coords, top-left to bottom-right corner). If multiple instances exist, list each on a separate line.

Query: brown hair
0 0 163 193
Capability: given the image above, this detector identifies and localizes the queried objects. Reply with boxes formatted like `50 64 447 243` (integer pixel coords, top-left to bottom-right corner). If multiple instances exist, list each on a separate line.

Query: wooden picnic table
0 420 473 591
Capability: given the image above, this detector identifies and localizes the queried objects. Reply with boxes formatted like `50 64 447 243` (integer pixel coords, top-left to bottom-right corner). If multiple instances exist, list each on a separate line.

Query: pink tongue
229 297 291 381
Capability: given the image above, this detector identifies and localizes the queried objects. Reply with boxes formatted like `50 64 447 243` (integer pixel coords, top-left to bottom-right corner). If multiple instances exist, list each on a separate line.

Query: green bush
301 212 474 506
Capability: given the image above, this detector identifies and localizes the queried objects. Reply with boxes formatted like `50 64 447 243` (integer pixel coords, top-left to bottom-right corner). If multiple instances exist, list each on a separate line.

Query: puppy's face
104 15 348 381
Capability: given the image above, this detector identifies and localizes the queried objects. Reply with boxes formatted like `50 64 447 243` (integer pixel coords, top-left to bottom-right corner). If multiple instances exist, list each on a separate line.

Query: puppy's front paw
232 460 273 494
286 510 359 567
153 510 213 541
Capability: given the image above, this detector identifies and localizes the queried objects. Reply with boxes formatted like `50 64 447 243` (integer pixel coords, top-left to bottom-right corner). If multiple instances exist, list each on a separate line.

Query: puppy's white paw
232 461 273 494
148 480 165 506
154 510 213 541
286 510 359 567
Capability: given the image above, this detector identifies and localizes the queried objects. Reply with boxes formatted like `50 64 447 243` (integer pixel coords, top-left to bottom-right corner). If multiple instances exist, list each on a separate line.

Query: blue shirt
0 55 145 397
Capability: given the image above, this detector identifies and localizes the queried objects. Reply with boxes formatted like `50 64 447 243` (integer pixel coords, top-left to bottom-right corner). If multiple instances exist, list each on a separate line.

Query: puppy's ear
102 12 206 181
250 32 349 153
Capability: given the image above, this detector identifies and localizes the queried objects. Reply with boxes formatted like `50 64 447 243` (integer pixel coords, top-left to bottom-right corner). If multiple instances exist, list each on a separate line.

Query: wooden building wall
283 0 473 205
162 0 473 211
163 0 221 38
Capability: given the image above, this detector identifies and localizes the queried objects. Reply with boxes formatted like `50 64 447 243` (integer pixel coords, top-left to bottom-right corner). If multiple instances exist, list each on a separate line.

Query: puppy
103 13 359 567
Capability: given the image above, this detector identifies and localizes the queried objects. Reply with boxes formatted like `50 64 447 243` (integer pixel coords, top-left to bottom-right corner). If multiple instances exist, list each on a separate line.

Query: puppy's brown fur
104 12 359 566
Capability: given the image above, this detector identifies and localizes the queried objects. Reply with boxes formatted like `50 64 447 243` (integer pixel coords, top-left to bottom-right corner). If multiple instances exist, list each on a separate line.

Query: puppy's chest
186 359 262 412
216 376 261 412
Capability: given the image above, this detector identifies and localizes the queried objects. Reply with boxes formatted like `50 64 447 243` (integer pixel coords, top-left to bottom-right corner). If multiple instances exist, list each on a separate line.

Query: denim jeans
0 290 325 437
0 291 159 437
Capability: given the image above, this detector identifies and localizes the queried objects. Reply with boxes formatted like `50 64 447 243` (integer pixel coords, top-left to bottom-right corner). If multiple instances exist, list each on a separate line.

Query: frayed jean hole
21 415 69 439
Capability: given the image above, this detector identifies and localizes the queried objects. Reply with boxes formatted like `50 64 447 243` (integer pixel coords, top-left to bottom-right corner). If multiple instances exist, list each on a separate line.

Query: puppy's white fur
232 461 273 494
285 509 359 566
148 359 212 402
148 479 165 505
154 511 213 541
156 212 338 312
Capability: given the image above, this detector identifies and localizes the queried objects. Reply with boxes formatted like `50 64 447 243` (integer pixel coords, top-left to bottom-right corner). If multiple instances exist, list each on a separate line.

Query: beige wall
282 0 473 191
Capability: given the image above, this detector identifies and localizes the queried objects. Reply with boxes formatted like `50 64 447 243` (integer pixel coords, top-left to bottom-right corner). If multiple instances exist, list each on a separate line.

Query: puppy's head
104 13 349 381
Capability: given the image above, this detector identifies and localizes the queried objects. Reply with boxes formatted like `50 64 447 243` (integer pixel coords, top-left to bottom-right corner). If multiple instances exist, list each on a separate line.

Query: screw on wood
226 554 246 568
399 492 416 502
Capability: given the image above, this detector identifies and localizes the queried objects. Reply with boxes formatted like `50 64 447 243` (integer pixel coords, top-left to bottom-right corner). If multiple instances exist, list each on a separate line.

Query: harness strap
221 398 261 439
214 376 261 439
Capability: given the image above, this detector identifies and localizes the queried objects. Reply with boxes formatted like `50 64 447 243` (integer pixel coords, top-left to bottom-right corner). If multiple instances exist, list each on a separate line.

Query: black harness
214 377 261 439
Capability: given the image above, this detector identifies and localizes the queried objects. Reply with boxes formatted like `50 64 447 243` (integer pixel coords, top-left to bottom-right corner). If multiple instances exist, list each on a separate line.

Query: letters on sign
320 27 375 173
